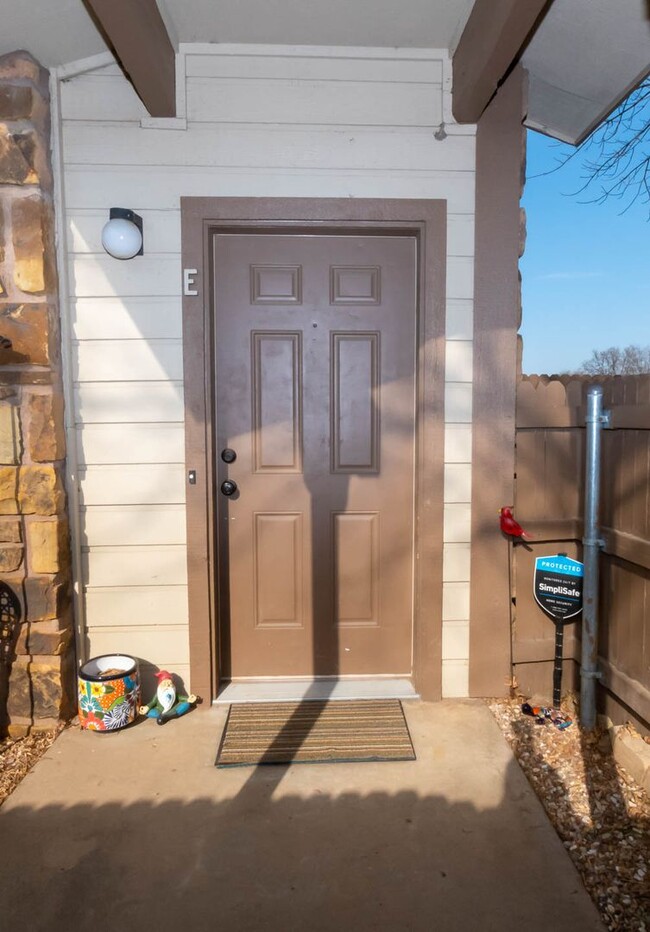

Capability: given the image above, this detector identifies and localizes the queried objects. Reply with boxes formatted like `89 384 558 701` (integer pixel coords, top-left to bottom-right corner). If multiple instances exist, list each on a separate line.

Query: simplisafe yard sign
533 555 584 622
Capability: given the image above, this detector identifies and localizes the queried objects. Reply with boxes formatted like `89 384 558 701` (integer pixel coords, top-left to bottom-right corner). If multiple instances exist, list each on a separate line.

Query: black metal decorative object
0 582 21 665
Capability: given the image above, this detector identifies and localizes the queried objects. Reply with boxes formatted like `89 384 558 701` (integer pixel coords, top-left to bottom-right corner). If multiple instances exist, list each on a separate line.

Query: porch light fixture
101 208 143 259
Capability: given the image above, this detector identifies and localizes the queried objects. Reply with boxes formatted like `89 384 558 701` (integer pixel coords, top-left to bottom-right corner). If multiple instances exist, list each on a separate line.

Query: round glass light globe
101 218 142 259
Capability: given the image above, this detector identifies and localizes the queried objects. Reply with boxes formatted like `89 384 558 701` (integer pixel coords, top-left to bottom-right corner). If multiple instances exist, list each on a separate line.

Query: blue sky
520 130 649 375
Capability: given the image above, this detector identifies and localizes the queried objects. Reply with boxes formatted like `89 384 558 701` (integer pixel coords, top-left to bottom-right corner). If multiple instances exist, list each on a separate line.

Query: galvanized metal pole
580 385 608 729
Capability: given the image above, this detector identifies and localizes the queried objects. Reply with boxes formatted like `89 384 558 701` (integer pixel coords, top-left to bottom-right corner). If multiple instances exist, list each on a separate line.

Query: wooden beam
83 0 176 117
452 0 551 123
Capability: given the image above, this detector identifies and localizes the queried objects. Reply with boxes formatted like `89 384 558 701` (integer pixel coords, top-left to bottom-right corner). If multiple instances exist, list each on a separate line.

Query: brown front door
214 232 416 678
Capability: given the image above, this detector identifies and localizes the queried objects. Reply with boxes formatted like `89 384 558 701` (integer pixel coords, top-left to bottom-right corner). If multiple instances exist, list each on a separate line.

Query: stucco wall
56 44 477 695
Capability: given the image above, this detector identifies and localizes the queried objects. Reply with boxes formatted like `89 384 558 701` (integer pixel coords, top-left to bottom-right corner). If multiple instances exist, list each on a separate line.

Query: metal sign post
580 385 609 730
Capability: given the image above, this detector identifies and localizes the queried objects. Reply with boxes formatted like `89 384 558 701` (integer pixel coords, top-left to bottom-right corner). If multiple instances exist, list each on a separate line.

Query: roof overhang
1 0 648 145
452 0 650 144
522 0 650 145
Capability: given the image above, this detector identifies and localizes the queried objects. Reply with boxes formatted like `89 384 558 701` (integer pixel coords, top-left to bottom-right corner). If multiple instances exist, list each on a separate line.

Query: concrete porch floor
1 700 603 932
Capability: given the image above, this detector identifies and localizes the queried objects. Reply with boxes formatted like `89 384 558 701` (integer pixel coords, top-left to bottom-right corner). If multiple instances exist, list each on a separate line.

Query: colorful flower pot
78 654 140 732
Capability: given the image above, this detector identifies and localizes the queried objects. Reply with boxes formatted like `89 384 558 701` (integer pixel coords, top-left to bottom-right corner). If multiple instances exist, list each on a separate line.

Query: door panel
334 512 379 626
254 513 304 627
214 233 416 678
331 333 379 471
251 332 302 472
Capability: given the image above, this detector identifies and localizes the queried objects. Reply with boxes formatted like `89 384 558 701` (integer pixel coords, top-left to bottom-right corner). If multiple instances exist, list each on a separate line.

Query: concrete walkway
1 700 603 932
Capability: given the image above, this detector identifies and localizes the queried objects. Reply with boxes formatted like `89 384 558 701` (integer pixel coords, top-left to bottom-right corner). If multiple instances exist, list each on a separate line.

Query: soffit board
523 0 650 144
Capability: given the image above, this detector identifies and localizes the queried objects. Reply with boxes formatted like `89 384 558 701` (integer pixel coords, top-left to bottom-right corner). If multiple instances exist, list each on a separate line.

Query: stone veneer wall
0 51 74 737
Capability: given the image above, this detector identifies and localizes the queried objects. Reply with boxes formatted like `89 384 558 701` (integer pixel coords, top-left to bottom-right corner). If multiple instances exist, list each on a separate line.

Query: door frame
181 197 447 703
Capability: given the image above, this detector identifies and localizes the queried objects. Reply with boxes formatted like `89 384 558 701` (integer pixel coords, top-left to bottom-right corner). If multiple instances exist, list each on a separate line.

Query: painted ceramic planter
78 654 140 732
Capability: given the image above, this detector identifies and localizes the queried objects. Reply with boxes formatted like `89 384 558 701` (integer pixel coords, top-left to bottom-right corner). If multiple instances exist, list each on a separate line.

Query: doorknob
220 479 238 497
221 448 237 463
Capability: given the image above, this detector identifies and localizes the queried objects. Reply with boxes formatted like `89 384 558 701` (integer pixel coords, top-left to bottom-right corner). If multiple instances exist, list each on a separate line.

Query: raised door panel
331 333 379 473
251 332 303 473
254 513 304 628
334 512 379 626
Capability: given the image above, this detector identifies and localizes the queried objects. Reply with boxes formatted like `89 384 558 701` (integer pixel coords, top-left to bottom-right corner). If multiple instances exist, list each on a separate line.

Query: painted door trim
180 198 447 703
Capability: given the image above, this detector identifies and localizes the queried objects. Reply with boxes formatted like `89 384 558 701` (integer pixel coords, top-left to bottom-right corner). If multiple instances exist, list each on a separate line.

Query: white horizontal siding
77 424 185 465
62 44 477 692
447 215 475 257
74 382 184 424
185 51 443 83
74 339 183 382
84 586 189 626
83 546 188 587
189 77 443 125
64 123 474 172
81 505 186 547
69 255 181 298
446 300 473 341
80 465 185 506
71 297 182 340
82 627 190 665
446 257 475 301
64 165 476 214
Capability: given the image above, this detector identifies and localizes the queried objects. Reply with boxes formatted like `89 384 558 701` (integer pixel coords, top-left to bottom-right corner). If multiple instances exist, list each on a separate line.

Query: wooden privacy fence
513 375 650 728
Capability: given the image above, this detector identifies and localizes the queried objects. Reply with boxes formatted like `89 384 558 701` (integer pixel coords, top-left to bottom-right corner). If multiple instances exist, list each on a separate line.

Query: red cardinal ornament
499 506 534 541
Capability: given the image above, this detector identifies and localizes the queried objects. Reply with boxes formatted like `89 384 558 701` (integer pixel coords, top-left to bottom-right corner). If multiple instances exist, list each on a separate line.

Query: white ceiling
0 0 476 67
523 0 650 144
0 0 107 67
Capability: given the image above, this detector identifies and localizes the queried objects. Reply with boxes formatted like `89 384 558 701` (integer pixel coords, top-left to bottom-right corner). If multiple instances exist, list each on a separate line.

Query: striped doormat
216 699 416 767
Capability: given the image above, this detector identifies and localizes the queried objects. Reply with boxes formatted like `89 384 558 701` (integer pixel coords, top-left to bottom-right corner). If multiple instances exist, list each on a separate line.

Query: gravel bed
0 728 60 807
489 696 650 931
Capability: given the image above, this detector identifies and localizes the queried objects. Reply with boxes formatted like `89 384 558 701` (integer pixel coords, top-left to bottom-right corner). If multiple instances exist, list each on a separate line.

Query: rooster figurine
139 670 197 725
499 506 534 542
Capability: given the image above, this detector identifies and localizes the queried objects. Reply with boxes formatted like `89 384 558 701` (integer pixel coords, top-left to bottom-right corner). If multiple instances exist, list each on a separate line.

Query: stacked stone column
0 51 74 736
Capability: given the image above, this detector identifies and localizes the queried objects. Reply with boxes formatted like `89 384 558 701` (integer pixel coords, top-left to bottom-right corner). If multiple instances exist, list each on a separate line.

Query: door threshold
214 677 419 704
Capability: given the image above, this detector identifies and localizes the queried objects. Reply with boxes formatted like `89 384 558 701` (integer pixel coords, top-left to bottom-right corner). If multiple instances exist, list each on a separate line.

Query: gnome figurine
140 670 197 725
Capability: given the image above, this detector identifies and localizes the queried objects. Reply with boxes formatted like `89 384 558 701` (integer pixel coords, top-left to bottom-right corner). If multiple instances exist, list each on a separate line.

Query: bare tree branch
532 78 650 217
580 344 650 376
